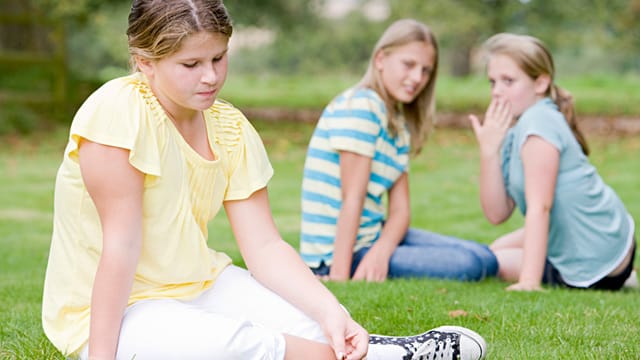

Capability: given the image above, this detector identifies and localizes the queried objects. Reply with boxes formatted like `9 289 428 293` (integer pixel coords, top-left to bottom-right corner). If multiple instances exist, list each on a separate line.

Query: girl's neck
165 107 200 126
166 108 215 161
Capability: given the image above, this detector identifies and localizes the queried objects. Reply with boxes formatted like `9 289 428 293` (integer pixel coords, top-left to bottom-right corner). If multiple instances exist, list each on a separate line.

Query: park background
1 0 639 359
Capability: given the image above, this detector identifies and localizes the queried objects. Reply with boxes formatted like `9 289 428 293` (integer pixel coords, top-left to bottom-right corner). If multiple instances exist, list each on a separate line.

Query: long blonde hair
127 0 233 72
483 33 589 155
358 19 439 155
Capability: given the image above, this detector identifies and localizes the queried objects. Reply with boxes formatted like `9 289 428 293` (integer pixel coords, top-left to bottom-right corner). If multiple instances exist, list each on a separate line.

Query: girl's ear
535 74 552 95
135 56 154 78
374 50 386 72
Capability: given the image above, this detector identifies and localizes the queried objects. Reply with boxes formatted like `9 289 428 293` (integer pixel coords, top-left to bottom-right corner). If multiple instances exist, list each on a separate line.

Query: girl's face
486 54 549 118
138 31 229 119
375 40 436 104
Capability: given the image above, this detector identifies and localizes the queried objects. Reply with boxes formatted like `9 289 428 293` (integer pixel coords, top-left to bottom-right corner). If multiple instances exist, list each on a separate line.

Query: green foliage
2 0 639 134
30 0 129 20
387 0 639 76
225 0 318 30
20 0 640 85
0 103 40 135
230 12 384 75
0 64 66 132
65 2 130 82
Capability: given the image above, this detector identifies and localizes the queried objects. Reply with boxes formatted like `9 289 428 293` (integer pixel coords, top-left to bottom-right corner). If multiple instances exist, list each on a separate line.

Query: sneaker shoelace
369 330 461 360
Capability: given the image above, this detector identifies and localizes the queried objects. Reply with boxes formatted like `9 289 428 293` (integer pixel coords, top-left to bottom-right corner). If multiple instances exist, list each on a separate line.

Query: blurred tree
0 0 70 130
227 0 379 75
32 0 129 20
225 0 317 30
1 1 42 52
29 0 131 80
513 0 639 75
388 0 511 77
17 0 640 81
599 0 640 72
387 0 639 77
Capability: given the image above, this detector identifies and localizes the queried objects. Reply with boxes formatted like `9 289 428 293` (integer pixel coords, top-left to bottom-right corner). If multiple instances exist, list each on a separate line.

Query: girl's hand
352 247 390 282
343 317 369 359
323 309 369 359
506 282 543 292
469 98 513 157
328 266 351 282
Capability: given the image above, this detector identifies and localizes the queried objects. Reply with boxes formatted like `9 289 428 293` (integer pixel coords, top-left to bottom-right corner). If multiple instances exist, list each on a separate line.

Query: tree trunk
449 44 472 77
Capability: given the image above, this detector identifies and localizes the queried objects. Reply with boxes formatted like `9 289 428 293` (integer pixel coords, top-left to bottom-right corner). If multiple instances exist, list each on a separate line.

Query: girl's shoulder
90 72 150 103
519 98 564 127
75 73 159 123
343 86 383 103
206 99 262 149
66 73 167 176
207 98 251 131
514 98 572 150
208 98 245 120
71 73 161 131
328 86 385 115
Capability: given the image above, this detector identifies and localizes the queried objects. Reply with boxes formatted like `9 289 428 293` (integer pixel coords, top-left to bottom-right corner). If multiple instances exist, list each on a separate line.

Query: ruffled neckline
129 73 220 166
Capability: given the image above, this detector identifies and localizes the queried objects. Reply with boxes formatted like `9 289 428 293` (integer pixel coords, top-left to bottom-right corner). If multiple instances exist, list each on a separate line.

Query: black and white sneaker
369 325 486 360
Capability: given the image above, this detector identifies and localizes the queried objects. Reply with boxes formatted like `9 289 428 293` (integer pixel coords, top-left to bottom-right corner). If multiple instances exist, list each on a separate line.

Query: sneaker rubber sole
430 326 486 360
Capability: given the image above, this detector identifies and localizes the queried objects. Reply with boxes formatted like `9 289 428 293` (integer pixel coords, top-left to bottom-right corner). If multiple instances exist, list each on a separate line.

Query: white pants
77 265 327 360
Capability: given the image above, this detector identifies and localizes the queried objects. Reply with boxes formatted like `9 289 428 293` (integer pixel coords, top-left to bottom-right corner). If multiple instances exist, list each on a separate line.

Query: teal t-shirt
501 98 634 287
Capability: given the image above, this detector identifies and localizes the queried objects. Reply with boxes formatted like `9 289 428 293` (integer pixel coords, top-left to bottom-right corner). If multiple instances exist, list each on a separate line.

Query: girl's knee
455 251 489 281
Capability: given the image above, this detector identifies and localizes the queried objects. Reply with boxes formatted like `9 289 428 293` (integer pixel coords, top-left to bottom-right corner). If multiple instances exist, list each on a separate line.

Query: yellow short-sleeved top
42 72 274 355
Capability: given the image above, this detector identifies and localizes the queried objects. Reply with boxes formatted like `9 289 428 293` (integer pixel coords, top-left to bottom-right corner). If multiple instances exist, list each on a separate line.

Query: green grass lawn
1 122 639 359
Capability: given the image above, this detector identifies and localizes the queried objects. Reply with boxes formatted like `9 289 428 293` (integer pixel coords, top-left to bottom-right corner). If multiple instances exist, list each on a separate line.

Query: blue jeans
312 228 498 281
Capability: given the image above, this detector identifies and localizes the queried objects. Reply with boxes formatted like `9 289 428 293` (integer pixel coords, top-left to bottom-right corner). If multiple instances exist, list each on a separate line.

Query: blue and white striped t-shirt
300 87 410 267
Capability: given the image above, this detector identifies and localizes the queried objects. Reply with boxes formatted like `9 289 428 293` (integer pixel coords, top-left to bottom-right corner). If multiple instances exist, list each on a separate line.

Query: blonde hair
483 33 589 155
358 19 439 155
127 0 233 71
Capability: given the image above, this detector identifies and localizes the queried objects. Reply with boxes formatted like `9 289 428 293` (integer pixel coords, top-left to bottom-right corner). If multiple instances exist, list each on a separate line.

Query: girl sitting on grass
41 1 487 359
300 19 498 283
469 33 636 291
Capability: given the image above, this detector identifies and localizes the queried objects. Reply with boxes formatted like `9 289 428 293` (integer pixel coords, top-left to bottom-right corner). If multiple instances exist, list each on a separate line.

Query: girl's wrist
328 268 350 281
479 148 501 160
518 275 541 287
318 303 350 329
88 356 113 360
